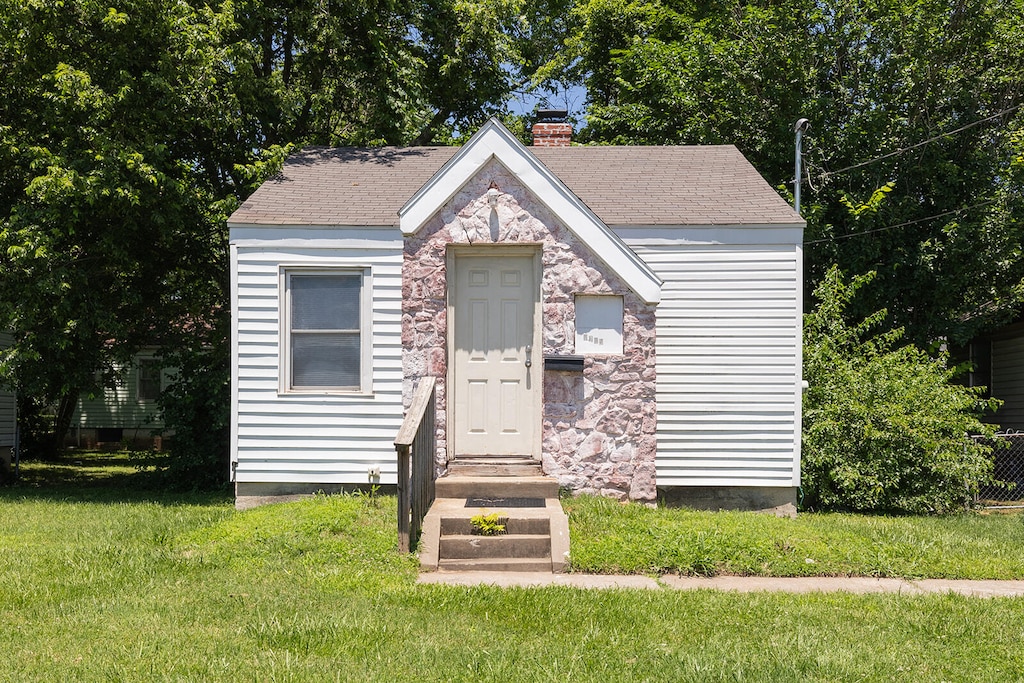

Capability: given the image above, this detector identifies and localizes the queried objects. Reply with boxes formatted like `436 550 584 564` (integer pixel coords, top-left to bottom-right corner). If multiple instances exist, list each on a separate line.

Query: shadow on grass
1 452 233 507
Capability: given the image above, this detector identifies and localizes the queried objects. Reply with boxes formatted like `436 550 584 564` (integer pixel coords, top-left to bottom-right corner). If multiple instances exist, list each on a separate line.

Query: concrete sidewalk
417 572 1024 597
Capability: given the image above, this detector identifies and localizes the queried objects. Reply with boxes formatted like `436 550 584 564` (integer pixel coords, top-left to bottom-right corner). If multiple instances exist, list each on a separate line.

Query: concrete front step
434 475 558 499
439 533 552 560
441 517 550 536
437 557 555 573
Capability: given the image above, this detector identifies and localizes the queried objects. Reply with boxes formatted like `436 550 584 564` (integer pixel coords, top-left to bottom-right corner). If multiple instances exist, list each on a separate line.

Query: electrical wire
805 158 818 193
817 103 1023 180
804 199 1000 245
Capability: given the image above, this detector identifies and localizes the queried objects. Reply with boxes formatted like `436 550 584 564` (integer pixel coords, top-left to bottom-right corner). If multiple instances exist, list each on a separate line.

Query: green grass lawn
2 454 1023 682
565 495 1024 579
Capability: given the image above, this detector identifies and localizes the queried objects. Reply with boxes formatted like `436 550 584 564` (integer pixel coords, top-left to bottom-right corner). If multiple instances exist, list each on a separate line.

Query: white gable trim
399 119 663 304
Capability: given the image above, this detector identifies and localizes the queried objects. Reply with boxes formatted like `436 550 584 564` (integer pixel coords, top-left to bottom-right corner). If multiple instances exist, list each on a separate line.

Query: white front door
450 249 541 458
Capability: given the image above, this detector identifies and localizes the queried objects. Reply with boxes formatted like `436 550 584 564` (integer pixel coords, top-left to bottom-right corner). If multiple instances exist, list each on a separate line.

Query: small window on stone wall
575 295 623 355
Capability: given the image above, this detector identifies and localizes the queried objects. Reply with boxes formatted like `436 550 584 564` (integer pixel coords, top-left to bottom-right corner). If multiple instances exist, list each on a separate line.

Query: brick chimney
532 109 572 147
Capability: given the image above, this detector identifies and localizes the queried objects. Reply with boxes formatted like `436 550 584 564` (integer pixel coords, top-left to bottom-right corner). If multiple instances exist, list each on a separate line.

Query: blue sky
506 82 588 127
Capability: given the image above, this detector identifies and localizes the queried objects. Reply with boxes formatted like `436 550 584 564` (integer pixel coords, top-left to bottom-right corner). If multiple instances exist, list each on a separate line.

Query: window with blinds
285 270 366 391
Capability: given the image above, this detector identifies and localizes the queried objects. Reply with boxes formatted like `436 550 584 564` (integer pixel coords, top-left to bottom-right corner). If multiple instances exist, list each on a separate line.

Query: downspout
793 118 810 216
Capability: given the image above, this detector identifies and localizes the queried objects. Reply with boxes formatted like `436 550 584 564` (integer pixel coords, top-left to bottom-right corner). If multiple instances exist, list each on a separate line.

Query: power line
816 103 1023 180
804 199 1000 245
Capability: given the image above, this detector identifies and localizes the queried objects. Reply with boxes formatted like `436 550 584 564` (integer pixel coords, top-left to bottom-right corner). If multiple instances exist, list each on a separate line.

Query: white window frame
280 267 373 395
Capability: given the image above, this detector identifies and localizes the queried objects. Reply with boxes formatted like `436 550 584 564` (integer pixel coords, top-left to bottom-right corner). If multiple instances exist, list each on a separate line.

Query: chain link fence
977 431 1024 506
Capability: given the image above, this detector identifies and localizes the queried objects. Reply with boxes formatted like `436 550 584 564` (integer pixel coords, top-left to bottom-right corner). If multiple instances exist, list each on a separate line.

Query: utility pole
793 118 810 216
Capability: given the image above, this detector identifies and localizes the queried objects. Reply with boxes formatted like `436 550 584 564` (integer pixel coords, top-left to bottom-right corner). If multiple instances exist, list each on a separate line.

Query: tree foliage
551 0 1024 345
225 0 566 146
0 0 563 475
0 0 241 455
802 266 1000 513
153 322 231 490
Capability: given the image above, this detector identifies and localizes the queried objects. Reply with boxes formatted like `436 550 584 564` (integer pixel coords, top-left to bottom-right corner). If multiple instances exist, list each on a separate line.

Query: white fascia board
399 118 663 304
230 223 399 239
229 225 399 233
230 225 402 249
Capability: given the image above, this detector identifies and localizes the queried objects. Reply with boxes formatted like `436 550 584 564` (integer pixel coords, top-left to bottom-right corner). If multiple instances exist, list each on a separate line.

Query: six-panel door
450 250 541 458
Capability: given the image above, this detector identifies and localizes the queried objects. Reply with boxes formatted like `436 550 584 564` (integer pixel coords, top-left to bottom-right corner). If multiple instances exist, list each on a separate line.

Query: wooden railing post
394 377 437 553
396 444 411 553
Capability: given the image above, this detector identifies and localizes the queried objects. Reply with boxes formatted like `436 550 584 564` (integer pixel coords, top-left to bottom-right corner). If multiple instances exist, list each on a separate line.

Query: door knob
525 344 532 368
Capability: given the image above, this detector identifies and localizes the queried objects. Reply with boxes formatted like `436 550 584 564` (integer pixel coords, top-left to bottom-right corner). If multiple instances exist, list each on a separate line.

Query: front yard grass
1 453 1022 681
565 494 1024 579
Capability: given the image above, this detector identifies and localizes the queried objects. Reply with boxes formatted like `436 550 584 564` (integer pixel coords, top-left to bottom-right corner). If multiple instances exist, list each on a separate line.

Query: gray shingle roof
229 145 802 227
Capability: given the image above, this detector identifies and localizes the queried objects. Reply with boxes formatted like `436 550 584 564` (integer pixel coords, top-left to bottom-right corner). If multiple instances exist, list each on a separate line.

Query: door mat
465 497 545 508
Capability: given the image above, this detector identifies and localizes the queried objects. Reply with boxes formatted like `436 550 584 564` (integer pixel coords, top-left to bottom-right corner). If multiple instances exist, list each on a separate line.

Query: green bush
155 337 230 490
802 266 1000 513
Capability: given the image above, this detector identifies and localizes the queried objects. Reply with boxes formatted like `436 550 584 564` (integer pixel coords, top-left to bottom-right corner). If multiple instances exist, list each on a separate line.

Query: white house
69 350 172 449
228 118 804 513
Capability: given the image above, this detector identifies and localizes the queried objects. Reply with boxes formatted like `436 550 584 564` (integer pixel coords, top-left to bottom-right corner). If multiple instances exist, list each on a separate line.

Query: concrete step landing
434 475 558 500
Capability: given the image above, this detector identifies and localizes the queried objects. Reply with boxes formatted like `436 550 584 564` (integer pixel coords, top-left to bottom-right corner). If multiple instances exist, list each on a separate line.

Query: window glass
288 272 364 390
138 360 162 400
292 334 360 387
291 275 360 330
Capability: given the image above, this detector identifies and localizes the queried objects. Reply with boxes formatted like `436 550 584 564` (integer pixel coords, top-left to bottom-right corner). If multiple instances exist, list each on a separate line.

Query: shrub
155 336 230 490
802 266 1000 513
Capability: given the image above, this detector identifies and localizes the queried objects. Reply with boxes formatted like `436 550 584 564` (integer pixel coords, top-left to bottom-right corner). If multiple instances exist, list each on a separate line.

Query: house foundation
659 486 798 517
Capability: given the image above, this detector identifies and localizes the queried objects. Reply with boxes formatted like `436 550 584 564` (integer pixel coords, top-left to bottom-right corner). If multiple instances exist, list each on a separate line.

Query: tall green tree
0 0 244 455
803 0 1024 344
550 0 1024 345
227 0 566 146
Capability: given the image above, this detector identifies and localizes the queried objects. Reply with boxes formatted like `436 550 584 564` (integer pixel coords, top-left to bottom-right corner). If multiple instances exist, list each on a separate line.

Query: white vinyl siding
992 335 1024 431
231 231 404 485
0 333 15 456
625 241 802 488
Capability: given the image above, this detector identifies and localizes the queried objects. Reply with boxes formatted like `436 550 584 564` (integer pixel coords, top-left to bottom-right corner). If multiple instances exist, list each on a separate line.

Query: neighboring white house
0 332 16 472
70 350 172 449
228 118 805 512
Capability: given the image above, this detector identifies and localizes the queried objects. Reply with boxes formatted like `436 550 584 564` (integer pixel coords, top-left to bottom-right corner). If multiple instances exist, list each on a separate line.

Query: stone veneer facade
403 160 658 502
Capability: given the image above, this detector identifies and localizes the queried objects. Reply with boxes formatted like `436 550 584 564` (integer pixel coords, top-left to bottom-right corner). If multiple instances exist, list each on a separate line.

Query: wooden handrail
395 376 436 448
394 377 437 553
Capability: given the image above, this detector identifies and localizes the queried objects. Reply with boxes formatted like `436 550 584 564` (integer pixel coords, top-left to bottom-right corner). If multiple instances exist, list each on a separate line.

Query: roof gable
399 119 663 304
